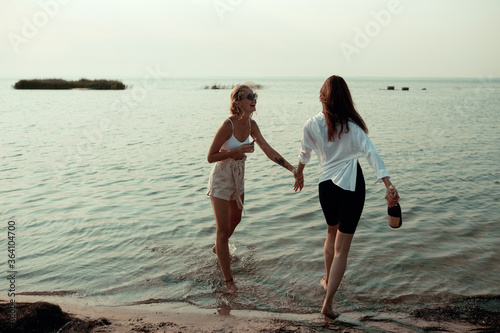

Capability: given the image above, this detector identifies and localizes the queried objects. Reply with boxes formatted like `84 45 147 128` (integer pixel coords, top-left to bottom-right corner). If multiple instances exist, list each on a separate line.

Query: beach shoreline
1 295 496 332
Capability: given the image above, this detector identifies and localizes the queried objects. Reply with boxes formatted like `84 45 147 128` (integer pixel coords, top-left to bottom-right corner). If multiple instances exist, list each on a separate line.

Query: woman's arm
294 161 306 192
382 177 399 207
207 120 254 163
251 120 295 173
294 119 315 192
354 127 400 206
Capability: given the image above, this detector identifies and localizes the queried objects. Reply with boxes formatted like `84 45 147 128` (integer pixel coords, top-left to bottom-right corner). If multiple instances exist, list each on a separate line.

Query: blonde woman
207 84 296 293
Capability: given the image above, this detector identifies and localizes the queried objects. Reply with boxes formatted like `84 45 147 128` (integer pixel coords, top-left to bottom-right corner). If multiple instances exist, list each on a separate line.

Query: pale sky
2 0 499 79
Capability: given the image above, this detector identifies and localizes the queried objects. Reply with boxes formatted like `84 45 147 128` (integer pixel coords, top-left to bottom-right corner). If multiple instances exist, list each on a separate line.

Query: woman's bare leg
210 196 237 293
210 195 244 293
228 194 244 237
212 194 244 253
321 230 354 318
322 225 338 290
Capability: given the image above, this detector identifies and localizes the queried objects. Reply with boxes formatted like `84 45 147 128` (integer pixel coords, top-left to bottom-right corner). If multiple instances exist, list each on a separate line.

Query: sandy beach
1 295 498 332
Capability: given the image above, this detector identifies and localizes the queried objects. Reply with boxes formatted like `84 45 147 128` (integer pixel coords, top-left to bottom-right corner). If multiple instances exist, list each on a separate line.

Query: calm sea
0 77 498 316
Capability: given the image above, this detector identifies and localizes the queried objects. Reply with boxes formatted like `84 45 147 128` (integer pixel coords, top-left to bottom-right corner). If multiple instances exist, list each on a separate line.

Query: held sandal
388 203 403 228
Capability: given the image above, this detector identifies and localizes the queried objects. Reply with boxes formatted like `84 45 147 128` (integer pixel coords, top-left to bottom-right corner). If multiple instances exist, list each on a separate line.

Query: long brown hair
320 75 368 141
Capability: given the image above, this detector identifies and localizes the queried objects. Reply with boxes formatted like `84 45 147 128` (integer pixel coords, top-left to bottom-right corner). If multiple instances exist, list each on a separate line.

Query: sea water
0 77 498 315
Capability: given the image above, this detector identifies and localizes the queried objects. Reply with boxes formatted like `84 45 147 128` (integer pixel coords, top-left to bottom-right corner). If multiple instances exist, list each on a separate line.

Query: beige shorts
207 157 246 208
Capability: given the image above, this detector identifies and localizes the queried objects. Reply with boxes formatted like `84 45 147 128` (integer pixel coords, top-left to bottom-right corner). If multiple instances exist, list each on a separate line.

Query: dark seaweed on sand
411 296 500 331
0 302 110 333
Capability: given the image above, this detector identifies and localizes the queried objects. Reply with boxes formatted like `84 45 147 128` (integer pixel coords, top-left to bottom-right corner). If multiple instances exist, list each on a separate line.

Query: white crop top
220 118 251 151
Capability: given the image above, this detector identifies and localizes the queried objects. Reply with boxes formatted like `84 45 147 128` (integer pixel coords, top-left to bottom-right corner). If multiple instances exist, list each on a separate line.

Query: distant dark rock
203 81 263 90
14 78 126 90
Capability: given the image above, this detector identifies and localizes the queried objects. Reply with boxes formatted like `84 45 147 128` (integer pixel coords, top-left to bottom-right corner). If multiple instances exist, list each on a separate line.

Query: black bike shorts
318 163 366 234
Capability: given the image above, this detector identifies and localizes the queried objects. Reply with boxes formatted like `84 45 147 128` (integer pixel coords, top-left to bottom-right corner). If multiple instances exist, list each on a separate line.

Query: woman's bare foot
320 276 328 291
224 278 237 294
321 298 339 319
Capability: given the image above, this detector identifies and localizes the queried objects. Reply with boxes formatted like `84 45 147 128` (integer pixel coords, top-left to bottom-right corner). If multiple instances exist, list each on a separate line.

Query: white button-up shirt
299 112 390 191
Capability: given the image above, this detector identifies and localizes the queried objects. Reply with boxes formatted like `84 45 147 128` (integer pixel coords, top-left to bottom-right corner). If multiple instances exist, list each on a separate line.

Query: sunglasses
246 93 258 101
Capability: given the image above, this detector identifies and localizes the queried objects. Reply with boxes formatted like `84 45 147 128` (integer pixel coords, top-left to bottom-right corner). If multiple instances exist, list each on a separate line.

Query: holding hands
293 162 305 192
294 170 304 192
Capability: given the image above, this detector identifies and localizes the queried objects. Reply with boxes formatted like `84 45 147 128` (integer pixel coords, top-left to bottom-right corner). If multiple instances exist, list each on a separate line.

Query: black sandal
388 203 403 228
224 277 233 283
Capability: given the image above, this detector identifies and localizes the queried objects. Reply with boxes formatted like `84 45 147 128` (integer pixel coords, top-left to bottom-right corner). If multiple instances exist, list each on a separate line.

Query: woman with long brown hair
294 75 400 317
207 84 297 294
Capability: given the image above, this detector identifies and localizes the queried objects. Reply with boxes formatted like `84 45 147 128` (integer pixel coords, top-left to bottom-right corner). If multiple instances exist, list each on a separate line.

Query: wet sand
1 295 498 332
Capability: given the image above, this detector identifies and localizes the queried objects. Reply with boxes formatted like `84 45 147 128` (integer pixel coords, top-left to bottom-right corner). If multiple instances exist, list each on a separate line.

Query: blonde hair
229 84 251 119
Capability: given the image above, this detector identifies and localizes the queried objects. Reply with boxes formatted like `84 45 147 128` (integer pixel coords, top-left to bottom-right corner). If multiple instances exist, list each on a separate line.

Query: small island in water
203 82 263 90
14 78 126 90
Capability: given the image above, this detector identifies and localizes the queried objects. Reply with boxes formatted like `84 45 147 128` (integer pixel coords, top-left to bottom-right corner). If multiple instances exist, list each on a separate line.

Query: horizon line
1 75 499 81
